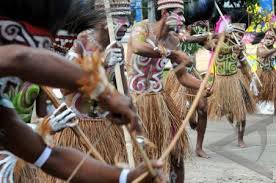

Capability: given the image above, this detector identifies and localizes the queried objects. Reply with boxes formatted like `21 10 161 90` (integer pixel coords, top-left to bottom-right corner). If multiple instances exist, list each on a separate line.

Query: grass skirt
14 161 41 183
164 70 188 120
38 118 128 183
165 70 200 129
131 91 190 173
208 72 256 122
257 68 276 103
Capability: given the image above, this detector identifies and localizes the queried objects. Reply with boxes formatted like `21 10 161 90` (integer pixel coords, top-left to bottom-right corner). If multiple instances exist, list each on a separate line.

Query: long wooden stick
41 86 105 162
132 34 226 183
103 0 136 168
103 0 157 177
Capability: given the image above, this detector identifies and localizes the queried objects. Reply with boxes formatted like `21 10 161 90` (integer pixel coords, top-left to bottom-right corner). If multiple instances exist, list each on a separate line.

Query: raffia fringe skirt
257 68 276 103
165 70 199 128
131 91 190 173
208 72 256 122
38 118 128 183
164 70 189 120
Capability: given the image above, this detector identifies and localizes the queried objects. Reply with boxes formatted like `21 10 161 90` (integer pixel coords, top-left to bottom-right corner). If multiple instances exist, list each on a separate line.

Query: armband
34 146 52 168
119 169 130 183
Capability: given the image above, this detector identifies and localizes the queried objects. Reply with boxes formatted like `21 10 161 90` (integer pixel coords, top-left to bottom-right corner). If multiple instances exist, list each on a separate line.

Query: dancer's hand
127 160 166 183
232 44 245 54
226 24 234 33
98 90 142 134
49 103 78 133
104 41 124 66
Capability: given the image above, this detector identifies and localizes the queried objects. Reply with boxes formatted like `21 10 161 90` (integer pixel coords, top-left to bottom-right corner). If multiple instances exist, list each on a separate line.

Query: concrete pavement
185 114 276 183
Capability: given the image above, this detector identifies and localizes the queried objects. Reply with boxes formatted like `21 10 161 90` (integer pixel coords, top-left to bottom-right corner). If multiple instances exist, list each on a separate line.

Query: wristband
240 56 246 62
34 146 52 168
119 169 130 183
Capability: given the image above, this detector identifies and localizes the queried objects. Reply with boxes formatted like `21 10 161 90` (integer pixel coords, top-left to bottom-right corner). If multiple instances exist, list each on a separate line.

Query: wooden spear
41 86 106 163
103 0 136 169
132 34 226 183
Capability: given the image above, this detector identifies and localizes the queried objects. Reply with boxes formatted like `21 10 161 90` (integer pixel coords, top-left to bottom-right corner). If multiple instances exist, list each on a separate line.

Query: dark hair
0 0 72 32
184 0 215 25
63 0 106 34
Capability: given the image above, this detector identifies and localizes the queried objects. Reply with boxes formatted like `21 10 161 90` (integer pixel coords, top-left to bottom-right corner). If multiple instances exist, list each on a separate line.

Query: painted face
166 8 185 33
112 16 130 41
264 35 275 47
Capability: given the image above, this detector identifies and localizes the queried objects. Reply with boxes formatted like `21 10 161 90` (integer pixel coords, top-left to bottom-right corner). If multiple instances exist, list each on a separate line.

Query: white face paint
264 35 275 47
165 8 185 33
112 16 130 41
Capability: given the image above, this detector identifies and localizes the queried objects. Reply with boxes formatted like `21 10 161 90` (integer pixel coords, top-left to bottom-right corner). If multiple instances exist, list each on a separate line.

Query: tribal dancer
126 0 210 182
165 20 213 158
208 20 256 148
256 30 276 113
47 0 132 169
0 0 163 182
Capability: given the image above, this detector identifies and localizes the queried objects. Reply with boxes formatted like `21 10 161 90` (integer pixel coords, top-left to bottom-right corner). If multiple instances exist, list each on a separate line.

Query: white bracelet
34 146 52 168
119 169 130 183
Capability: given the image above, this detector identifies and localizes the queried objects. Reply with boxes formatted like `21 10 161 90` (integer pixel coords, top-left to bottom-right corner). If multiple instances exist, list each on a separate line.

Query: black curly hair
63 0 106 34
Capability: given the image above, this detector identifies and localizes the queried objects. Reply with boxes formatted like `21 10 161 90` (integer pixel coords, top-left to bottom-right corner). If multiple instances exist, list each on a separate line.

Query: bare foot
238 140 247 148
196 148 210 159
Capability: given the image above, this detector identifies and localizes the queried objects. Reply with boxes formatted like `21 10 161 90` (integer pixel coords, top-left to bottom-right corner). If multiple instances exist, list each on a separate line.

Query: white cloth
256 101 275 115
249 76 259 96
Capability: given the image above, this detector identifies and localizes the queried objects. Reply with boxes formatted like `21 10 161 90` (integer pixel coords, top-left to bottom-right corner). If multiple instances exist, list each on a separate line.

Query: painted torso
128 55 170 93
258 45 276 71
127 20 179 93
215 42 238 76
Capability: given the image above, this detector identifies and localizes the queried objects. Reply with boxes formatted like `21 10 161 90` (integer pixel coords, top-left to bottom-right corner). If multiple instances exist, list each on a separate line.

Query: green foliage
246 2 275 33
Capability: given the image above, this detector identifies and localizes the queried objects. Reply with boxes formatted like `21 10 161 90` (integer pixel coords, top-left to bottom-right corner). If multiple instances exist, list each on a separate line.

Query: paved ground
185 114 276 183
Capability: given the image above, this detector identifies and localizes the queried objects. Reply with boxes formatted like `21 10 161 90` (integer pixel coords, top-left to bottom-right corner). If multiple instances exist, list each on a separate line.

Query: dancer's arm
130 24 192 64
174 67 202 90
0 45 138 131
181 34 209 44
0 107 162 183
257 46 276 58
0 45 85 91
